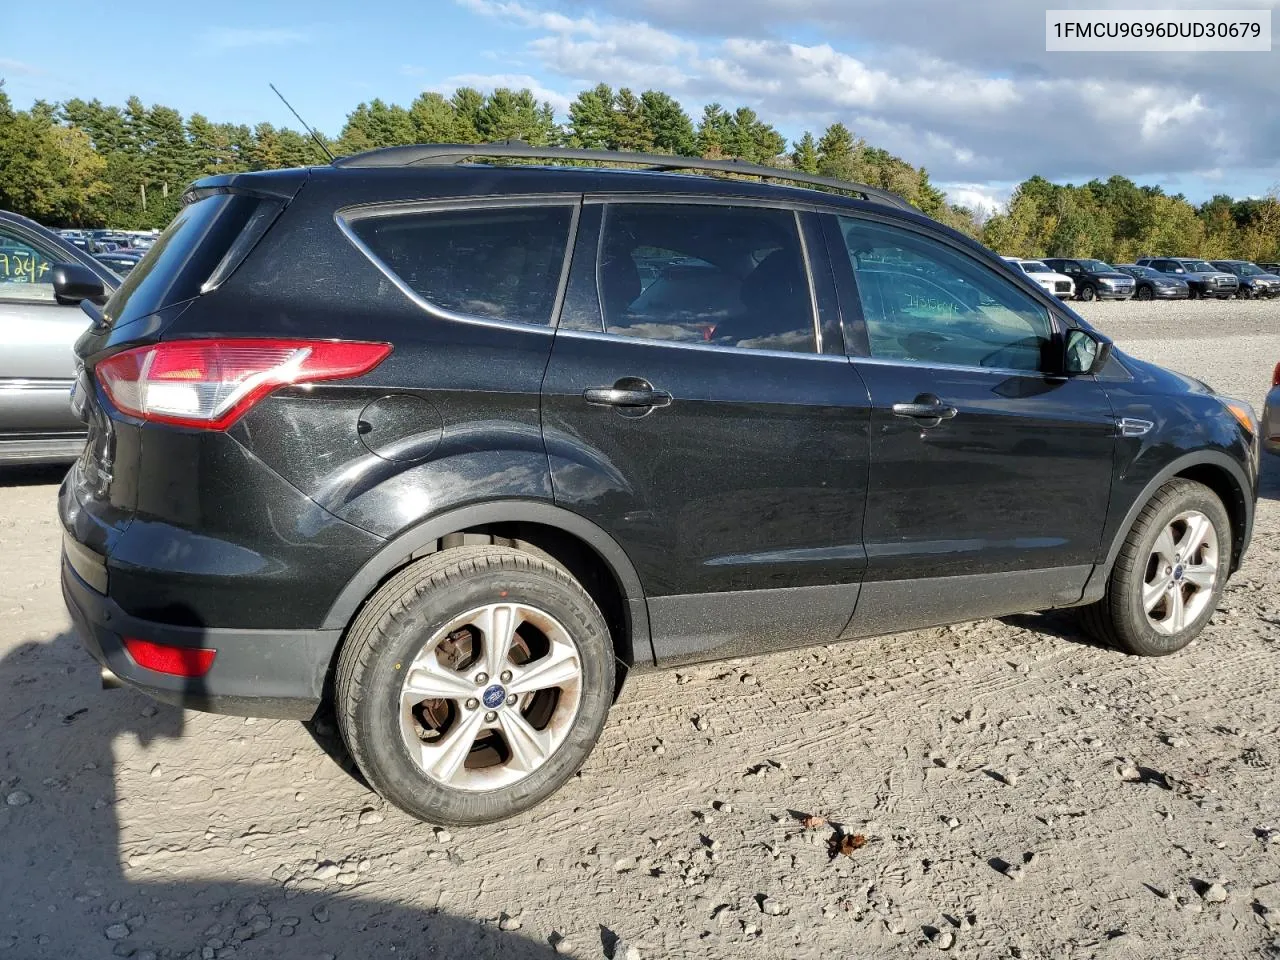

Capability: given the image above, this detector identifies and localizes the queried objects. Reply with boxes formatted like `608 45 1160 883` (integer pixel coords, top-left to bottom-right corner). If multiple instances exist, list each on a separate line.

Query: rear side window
104 192 280 328
597 203 816 353
346 204 574 326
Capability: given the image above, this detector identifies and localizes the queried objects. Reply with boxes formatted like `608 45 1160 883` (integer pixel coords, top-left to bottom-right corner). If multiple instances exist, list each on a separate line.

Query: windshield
1188 261 1216 273
1235 262 1264 276
1022 261 1051 273
1123 265 1157 278
1079 259 1115 272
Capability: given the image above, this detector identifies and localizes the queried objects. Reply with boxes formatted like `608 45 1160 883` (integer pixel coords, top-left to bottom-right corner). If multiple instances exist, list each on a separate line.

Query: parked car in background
1041 258 1136 301
1210 260 1280 299
1265 363 1280 455
1259 262 1280 276
1114 264 1191 301
1001 257 1075 298
93 251 143 276
60 144 1259 827
1136 258 1239 299
0 210 117 464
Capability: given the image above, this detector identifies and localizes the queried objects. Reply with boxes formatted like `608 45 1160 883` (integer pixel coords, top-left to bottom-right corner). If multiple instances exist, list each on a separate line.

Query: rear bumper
62 552 339 719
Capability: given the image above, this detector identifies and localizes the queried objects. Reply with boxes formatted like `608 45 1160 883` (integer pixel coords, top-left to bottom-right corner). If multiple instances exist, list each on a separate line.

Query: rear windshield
103 192 278 328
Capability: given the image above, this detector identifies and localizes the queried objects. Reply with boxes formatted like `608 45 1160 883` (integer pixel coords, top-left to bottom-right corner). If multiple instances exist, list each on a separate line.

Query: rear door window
596 203 816 353
345 204 575 326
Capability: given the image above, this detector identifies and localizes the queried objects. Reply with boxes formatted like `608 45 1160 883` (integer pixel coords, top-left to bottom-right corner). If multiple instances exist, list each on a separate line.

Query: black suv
1136 257 1239 299
1209 260 1280 299
60 145 1259 825
1041 258 1135 301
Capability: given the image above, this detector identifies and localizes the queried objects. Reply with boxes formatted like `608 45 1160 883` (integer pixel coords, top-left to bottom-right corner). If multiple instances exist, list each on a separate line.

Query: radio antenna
269 83 335 162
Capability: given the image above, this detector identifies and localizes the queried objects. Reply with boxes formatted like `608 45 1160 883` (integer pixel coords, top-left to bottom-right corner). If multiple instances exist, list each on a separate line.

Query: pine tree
567 83 614 149
791 132 819 173
697 104 732 158
610 88 653 152
409 92 464 143
639 91 695 156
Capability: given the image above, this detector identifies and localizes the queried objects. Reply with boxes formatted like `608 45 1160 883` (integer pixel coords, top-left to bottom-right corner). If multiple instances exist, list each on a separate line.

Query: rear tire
334 546 615 825
1079 479 1230 656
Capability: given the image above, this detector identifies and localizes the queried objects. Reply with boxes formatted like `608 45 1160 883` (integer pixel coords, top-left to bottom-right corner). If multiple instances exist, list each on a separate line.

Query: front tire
1078 283 1097 302
1135 286 1153 301
1079 479 1230 656
335 546 615 825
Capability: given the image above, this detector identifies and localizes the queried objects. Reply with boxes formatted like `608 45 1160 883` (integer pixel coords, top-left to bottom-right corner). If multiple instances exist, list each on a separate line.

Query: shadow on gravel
0 633 563 959
998 610 1114 652
0 464 72 488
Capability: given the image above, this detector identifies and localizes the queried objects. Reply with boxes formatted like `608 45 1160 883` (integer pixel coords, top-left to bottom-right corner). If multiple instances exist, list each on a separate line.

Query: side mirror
1064 328 1112 376
51 262 107 305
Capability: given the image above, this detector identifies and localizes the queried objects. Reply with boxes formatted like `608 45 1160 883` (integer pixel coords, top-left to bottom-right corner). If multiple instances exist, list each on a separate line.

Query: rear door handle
891 395 957 424
583 379 672 409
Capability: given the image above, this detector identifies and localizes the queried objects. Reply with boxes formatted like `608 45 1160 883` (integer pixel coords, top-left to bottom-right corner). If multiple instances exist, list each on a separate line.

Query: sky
2 0 1277 214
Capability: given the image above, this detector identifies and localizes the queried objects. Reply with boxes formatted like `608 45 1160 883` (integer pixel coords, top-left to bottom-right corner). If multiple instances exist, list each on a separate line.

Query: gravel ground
1 299 1279 960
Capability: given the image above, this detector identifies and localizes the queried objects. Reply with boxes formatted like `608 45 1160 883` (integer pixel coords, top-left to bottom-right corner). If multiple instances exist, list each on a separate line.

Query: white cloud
940 182 1012 217
0 58 40 76
457 0 1279 194
1138 93 1207 140
205 28 310 51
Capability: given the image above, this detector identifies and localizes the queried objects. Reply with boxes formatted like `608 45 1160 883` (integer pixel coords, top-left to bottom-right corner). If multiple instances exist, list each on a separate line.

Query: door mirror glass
1064 328 1112 375
51 262 107 305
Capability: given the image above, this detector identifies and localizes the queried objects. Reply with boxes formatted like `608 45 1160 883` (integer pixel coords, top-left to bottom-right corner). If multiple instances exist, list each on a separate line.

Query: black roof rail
330 142 915 211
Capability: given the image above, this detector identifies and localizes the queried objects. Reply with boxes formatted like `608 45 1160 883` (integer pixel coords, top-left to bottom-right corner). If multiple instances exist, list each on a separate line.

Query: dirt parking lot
2 300 1279 960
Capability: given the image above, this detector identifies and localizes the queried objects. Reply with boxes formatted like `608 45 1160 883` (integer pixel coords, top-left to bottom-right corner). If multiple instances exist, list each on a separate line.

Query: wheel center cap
481 684 507 709
1172 564 1185 582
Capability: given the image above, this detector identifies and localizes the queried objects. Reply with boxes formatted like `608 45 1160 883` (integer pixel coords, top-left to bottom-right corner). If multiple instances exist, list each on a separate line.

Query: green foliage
0 74 1275 259
980 175 1277 262
567 83 614 149
791 132 819 174
639 91 695 156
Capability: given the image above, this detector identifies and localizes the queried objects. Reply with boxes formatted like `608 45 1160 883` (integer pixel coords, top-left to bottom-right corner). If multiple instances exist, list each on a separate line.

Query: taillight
123 637 216 678
95 338 391 430
1273 362 1280 387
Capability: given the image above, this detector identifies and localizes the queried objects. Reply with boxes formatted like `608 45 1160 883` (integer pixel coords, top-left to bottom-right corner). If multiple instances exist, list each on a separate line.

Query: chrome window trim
793 209 823 353
555 327 848 363
334 196 581 334
338 194 582 220
851 355 1068 379
583 192 854 217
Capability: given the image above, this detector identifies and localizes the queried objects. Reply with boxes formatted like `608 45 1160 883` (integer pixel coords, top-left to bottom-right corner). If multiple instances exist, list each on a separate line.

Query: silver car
0 211 118 464
1265 362 1280 455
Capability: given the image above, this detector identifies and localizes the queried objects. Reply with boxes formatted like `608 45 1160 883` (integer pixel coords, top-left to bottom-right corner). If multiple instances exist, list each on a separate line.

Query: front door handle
892 394 958 425
583 378 672 409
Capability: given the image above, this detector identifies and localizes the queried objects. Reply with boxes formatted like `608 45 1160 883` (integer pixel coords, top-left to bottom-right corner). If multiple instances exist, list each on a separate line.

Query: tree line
1 78 1277 263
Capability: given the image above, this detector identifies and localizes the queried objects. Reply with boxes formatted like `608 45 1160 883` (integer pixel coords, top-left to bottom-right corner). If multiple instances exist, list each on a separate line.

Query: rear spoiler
184 168 312 205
